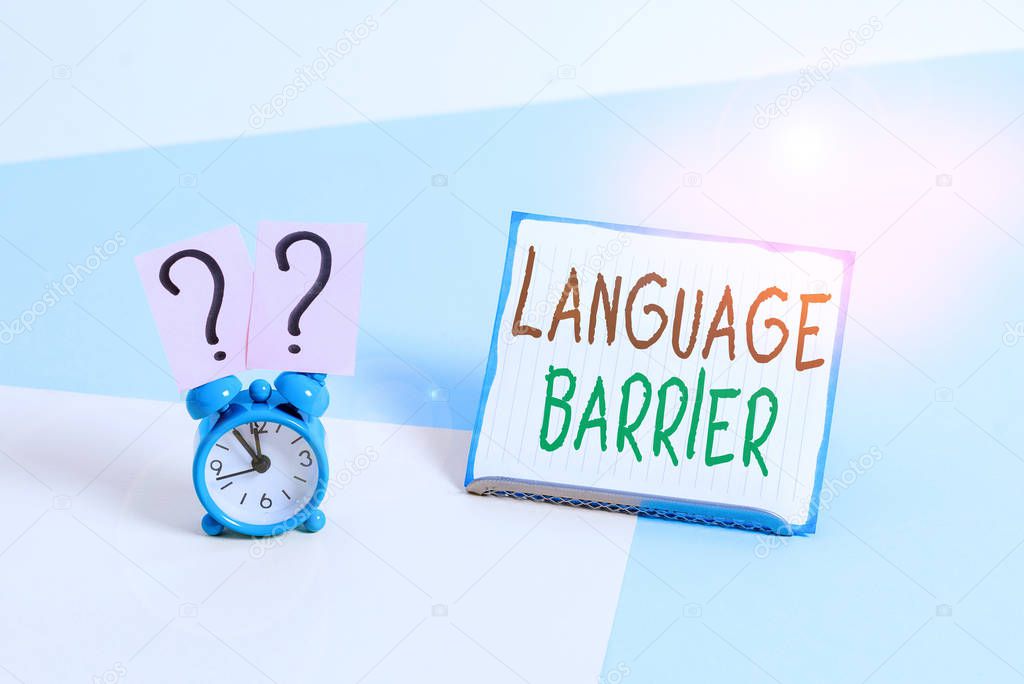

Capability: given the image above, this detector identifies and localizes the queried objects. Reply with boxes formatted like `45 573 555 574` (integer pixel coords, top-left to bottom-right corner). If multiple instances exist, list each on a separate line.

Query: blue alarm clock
185 371 330 537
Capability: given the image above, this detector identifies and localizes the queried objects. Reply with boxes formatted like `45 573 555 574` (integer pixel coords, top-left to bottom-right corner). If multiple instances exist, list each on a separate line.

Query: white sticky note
135 225 252 390
247 221 366 375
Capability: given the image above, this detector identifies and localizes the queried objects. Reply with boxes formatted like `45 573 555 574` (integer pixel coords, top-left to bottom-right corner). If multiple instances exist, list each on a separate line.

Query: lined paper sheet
470 216 852 527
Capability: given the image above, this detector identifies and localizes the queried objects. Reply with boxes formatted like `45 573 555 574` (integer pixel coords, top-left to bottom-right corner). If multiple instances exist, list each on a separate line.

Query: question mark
275 231 332 354
159 249 226 361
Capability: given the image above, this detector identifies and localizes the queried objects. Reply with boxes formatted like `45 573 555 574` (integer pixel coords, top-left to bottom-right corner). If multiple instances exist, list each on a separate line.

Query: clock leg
201 514 224 536
302 508 326 533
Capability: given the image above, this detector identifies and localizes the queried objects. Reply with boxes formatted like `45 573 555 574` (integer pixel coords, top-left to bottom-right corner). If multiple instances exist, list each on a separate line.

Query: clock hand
216 467 256 480
232 428 259 462
231 428 271 473
252 423 264 458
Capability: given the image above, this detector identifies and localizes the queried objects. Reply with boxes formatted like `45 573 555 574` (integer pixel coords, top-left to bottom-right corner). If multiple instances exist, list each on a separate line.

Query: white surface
473 218 846 525
1 1 1023 163
0 385 635 683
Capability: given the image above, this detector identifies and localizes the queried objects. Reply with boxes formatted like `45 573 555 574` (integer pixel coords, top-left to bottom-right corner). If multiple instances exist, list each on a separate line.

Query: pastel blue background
2 51 1022 681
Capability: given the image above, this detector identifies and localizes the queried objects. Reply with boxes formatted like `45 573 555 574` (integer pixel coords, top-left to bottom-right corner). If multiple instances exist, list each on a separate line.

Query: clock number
249 421 268 435
210 459 223 475
299 450 312 467
260 493 272 509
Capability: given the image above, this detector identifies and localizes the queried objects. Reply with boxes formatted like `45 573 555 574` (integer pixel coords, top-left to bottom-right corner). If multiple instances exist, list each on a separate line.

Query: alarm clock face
203 421 319 527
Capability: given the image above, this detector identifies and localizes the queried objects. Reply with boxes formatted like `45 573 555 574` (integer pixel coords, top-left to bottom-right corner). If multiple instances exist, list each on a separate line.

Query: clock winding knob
249 379 272 403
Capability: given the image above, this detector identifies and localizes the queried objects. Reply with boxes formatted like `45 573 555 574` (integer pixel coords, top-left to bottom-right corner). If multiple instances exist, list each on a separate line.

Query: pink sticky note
135 226 253 391
247 221 365 375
